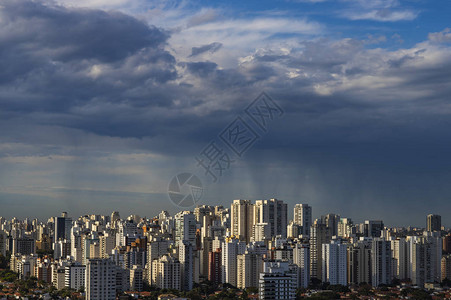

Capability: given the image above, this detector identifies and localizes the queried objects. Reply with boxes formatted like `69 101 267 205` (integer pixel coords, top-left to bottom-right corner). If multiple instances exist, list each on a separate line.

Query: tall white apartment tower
236 251 264 289
408 232 442 287
371 239 392 287
293 243 310 288
231 200 255 243
310 220 331 279
222 237 246 287
85 259 116 300
151 254 181 290
427 231 443 283
178 241 194 291
348 240 372 285
65 262 85 291
255 199 288 238
293 204 312 236
146 238 170 283
100 232 116 259
252 223 271 242
174 211 197 246
322 240 347 285
71 225 83 263
391 238 409 280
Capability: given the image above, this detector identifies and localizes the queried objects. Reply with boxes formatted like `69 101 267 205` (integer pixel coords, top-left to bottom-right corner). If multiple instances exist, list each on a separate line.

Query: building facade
85 258 116 300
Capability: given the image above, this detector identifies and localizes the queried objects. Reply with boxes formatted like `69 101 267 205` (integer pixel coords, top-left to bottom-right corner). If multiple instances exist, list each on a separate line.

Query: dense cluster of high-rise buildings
0 200 449 300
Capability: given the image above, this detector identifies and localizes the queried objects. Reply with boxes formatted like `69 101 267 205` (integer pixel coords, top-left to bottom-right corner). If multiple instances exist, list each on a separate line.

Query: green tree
183 289 203 300
57 287 75 298
307 291 340 299
0 254 8 269
309 277 322 289
357 284 374 296
0 269 18 282
410 289 432 300
328 284 350 293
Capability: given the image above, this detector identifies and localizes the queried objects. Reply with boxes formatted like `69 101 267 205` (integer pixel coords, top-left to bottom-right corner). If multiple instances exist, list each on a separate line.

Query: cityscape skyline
0 201 447 230
1 199 450 300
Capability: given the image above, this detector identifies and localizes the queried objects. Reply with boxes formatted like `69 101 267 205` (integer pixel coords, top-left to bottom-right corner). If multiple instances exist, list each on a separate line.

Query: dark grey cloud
189 42 222 57
1 0 451 225
1 3 450 155
0 0 181 136
185 61 218 77
0 0 169 84
388 49 425 68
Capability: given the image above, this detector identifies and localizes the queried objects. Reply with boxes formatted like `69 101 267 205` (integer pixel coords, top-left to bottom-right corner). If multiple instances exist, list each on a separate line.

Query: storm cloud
189 42 223 57
1 0 451 226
